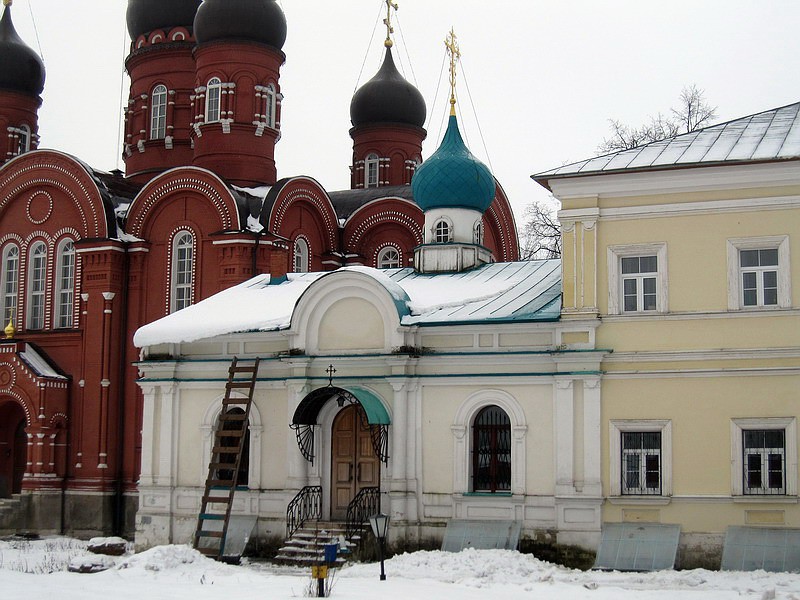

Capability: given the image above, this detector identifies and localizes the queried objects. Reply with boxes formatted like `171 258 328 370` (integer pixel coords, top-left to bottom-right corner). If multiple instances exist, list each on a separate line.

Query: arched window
365 153 380 188
293 237 309 273
170 231 194 313
474 220 484 245
265 83 277 128
150 84 168 139
471 405 511 492
17 125 31 155
2 244 19 324
205 77 222 123
27 241 47 330
216 407 250 487
55 239 75 329
377 246 401 269
433 218 452 244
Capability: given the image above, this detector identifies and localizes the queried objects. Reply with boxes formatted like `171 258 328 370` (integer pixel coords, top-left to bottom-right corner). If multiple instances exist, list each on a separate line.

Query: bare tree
598 84 717 154
519 199 561 260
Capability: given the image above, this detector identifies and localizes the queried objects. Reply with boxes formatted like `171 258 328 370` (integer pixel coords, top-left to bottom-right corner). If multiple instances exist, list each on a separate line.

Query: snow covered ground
1 537 799 600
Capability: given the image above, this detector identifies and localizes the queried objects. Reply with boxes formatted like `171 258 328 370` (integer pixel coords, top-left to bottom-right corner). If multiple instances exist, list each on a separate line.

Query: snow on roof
133 261 562 347
20 345 67 380
534 101 800 182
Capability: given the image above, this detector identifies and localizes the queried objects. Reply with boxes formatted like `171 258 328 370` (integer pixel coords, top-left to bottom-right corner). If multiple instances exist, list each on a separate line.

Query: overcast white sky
7 0 800 222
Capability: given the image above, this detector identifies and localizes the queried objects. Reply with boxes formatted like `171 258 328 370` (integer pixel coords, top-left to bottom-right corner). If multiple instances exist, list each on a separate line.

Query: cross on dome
383 0 398 48
445 28 460 116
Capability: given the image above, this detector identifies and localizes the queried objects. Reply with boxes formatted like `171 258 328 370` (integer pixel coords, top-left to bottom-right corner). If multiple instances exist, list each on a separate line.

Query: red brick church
0 0 518 536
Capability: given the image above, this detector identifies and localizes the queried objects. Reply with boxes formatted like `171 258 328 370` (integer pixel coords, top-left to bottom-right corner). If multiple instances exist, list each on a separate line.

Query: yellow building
534 101 800 566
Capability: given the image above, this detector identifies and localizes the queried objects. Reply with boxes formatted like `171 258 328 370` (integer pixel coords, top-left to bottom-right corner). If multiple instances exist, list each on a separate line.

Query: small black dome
0 6 45 96
126 0 201 40
350 48 426 129
194 0 287 50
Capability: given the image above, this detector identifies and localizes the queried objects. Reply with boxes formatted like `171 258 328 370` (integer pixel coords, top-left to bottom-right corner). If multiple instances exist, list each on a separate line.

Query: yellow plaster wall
318 297 385 351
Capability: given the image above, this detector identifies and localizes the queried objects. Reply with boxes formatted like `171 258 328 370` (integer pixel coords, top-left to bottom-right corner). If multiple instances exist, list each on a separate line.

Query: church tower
349 1 426 189
0 0 45 165
191 0 287 186
123 0 201 183
411 30 495 273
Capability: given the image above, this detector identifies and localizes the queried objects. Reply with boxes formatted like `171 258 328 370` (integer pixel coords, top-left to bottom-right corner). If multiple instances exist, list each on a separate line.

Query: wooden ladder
193 357 260 559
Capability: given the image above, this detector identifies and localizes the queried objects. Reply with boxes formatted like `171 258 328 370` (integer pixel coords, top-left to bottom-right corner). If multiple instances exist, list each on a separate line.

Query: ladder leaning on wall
193 356 260 559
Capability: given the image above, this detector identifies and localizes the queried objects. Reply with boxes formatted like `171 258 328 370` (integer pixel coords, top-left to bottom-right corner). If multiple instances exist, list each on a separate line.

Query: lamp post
369 512 389 581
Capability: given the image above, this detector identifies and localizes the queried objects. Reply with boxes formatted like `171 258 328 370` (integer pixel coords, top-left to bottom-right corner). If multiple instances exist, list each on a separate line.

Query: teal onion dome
411 115 495 213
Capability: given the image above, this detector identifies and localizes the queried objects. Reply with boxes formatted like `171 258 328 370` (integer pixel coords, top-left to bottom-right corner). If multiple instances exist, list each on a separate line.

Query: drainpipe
114 248 130 537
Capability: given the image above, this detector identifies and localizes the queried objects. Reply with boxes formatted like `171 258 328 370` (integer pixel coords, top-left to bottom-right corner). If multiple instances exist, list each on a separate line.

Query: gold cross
445 28 461 115
383 0 399 48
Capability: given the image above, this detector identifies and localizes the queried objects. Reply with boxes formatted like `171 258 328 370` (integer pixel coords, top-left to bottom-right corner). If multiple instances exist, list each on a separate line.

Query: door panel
330 404 380 520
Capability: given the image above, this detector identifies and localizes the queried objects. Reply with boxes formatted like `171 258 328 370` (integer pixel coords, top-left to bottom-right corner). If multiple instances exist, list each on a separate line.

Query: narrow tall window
206 77 222 123
743 429 785 495
2 245 19 324
471 405 511 493
171 231 194 313
621 431 662 495
621 255 658 312
293 237 309 273
216 408 249 487
365 153 380 188
265 84 276 128
150 84 168 139
740 248 779 307
27 241 47 330
474 220 484 245
17 125 31 155
433 219 452 243
55 240 75 328
377 246 401 269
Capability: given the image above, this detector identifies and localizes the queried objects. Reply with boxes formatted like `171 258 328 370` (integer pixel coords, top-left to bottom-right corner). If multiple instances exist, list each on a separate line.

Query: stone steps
273 521 364 566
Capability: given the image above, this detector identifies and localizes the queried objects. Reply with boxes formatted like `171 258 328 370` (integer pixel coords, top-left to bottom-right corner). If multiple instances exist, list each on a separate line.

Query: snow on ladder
193 357 260 560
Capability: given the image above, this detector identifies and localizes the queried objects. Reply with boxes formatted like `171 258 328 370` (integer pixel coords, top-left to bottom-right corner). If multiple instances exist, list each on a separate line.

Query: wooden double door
330 405 380 520
0 401 26 498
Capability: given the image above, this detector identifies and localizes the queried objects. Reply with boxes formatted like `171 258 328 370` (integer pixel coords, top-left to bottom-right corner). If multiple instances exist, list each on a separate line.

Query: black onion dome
350 48 426 128
0 6 45 96
194 0 287 50
126 0 201 40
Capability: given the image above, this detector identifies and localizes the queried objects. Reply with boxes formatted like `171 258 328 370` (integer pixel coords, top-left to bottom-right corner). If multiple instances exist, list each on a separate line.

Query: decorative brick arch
343 197 423 266
0 150 113 239
484 182 520 263
126 166 242 238
268 177 338 256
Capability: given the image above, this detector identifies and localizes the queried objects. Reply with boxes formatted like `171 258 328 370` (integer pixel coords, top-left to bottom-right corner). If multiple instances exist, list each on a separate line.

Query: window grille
471 405 511 493
743 429 785 495
621 431 662 495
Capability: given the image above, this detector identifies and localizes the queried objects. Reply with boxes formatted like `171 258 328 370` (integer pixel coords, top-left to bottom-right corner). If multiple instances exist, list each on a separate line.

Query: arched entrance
330 404 380 520
0 400 27 498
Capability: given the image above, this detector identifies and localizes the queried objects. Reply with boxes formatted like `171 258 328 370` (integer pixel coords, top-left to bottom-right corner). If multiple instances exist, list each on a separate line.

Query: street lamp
369 512 389 581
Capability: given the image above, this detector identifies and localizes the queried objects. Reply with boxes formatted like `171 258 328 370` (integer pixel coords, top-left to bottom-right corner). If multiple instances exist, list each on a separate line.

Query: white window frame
433 218 453 244
293 237 309 273
365 153 380 188
27 241 47 330
727 236 791 310
609 420 672 498
2 244 19 325
170 231 194 314
55 239 75 329
265 83 276 128
205 77 222 123
376 246 401 269
17 125 31 155
474 219 484 245
731 417 797 497
150 84 168 140
607 243 668 315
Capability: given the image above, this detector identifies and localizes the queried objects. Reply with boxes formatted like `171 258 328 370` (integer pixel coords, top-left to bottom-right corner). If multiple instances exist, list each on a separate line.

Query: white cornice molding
601 308 800 322
604 347 800 363
549 162 800 200
586 195 800 222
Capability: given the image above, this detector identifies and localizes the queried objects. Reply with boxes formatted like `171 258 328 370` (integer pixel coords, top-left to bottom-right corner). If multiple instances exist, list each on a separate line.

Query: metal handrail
345 486 380 540
286 485 322 538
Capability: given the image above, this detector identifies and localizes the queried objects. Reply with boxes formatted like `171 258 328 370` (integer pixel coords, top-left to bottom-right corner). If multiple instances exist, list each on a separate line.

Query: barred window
471 405 511 493
215 407 249 487
621 431 662 495
743 429 785 495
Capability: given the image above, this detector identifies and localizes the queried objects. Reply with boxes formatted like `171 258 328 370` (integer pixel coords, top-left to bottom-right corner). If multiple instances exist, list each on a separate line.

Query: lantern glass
369 513 389 539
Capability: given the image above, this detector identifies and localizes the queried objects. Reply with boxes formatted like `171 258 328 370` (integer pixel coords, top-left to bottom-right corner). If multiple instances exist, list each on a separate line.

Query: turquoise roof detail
411 114 495 213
